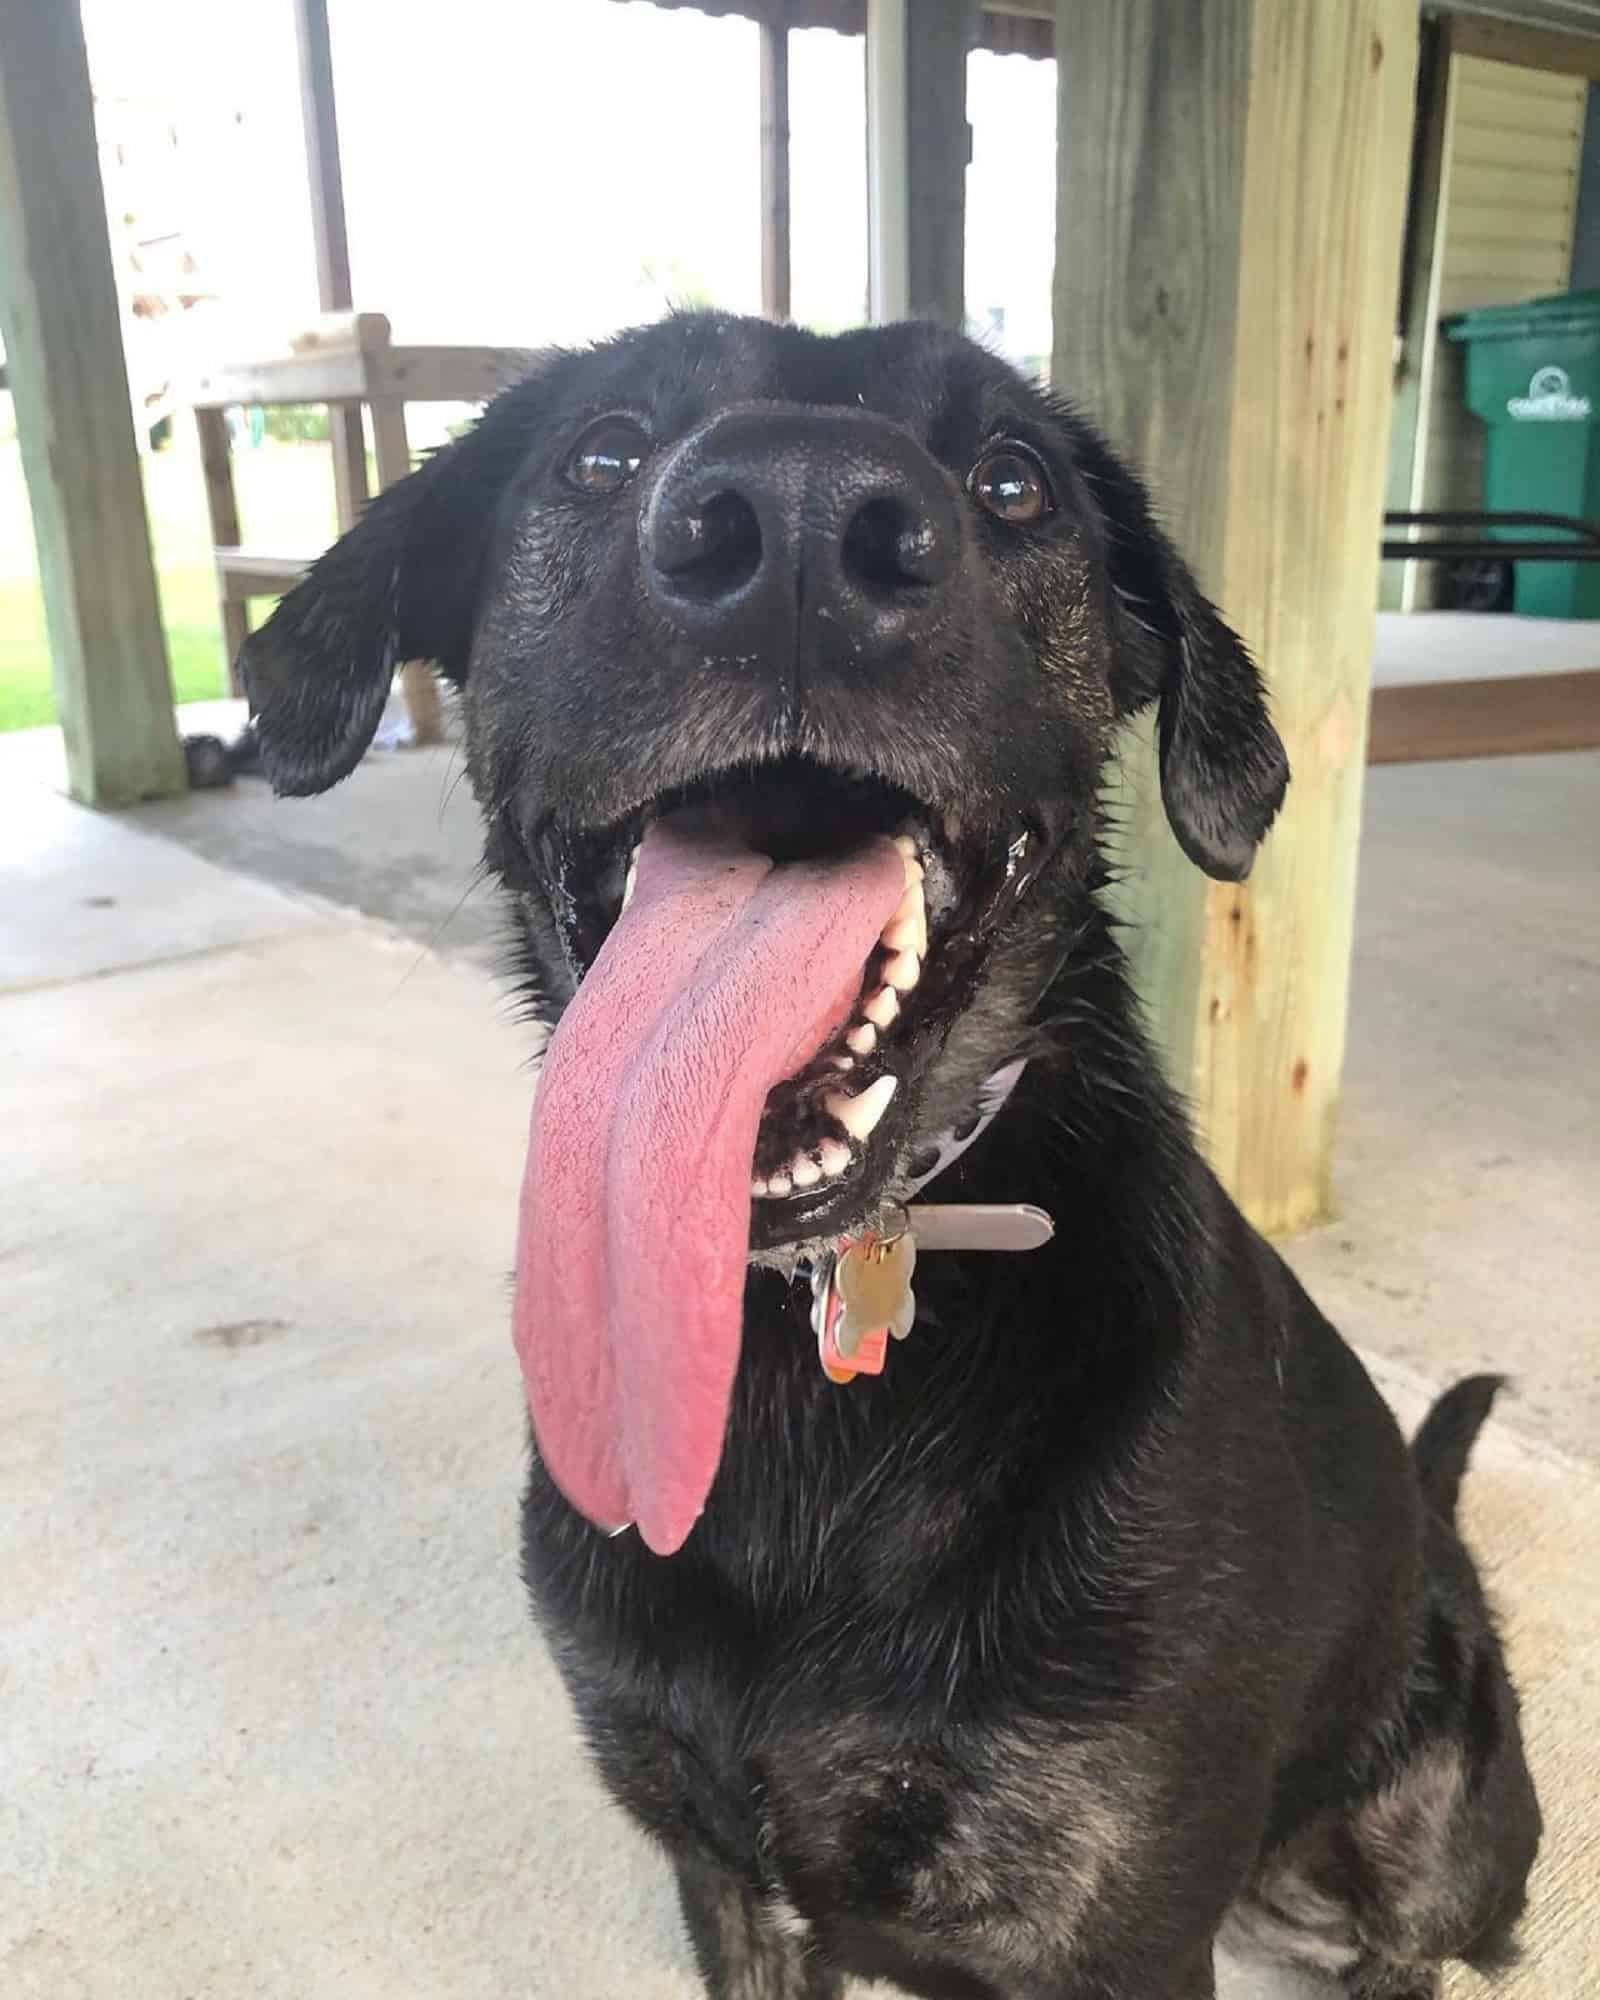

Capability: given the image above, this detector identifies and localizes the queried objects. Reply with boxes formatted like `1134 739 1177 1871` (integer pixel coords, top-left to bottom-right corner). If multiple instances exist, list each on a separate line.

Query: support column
293 0 368 534
0 0 185 805
760 14 792 321
1054 0 1419 1234
867 0 975 326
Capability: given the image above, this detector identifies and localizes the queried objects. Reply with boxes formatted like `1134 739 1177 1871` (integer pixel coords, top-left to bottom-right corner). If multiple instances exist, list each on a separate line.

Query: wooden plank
1449 16 1600 85
1055 0 1418 1236
760 16 792 320
216 549 316 597
1368 670 1600 763
369 345 533 403
190 344 531 411
190 350 370 409
0 0 184 805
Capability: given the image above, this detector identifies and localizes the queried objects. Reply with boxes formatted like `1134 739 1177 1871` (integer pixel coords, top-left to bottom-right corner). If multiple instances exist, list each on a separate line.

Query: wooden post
292 0 368 532
760 14 792 321
0 0 185 805
1054 0 1419 1235
866 0 975 327
194 407 251 696
905 0 976 326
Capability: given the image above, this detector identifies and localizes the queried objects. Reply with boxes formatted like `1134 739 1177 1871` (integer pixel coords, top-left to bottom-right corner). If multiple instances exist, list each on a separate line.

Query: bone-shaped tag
834 1229 917 1357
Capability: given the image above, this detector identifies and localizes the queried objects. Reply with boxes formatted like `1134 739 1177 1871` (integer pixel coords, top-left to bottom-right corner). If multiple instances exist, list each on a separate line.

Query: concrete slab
1 922 700 2000
131 701 502 970
0 784 329 992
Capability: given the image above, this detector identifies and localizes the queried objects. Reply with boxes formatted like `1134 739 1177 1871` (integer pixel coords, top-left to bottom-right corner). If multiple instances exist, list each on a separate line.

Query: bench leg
371 396 444 746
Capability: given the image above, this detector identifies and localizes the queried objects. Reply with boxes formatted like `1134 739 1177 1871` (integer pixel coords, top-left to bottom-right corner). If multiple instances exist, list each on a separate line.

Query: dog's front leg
674 1857 842 2000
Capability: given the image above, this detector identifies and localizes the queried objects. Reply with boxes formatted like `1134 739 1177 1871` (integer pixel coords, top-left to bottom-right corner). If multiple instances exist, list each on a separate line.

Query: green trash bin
1444 290 1600 619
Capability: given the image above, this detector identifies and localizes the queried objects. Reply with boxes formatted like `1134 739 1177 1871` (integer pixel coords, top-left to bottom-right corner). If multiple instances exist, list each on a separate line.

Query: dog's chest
575 1620 1131 1955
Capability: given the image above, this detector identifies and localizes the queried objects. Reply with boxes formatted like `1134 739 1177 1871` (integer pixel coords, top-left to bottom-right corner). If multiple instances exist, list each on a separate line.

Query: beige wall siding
1408 55 1586 603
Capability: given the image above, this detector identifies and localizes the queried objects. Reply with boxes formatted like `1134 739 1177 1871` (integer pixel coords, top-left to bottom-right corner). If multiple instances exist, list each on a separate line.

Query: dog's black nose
641 404 958 657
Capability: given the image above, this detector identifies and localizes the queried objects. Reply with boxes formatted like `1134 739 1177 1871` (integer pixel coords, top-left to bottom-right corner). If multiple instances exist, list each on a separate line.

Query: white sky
79 0 1057 367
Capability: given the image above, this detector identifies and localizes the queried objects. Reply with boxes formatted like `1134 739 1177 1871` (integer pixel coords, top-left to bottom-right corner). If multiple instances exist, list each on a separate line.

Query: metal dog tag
835 1229 917 1353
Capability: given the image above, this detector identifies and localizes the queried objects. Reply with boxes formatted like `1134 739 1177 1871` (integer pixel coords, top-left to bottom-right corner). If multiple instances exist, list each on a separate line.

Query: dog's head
244 313 1286 1549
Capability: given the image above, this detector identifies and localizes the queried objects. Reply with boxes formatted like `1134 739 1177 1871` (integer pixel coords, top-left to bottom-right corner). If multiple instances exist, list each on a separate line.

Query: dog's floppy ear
1075 424 1289 882
239 375 542 796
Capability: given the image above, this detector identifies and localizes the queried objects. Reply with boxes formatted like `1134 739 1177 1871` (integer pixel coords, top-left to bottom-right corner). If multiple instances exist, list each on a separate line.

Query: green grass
0 431 341 733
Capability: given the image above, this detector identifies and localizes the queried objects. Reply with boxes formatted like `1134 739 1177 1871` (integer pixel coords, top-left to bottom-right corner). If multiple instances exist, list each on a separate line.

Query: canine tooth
818 1139 851 1177
621 847 640 912
767 1173 792 1198
790 1155 821 1190
892 833 919 861
846 1021 877 1056
825 1074 898 1142
883 949 921 993
751 1177 770 1198
863 984 899 1030
830 1053 855 1071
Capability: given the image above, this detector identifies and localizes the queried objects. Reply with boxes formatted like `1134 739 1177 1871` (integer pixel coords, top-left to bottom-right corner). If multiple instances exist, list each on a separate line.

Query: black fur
244 314 1539 1999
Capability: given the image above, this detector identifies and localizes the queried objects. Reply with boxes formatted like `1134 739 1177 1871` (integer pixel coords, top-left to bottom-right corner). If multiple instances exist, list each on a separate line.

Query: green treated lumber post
0 0 185 805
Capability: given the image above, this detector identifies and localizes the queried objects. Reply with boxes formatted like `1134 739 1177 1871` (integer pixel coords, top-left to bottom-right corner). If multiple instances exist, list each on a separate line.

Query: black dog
242 314 1539 2000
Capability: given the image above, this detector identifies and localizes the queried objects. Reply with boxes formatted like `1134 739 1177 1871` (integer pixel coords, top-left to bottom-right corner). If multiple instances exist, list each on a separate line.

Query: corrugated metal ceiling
1440 1 1600 33
627 1 1600 62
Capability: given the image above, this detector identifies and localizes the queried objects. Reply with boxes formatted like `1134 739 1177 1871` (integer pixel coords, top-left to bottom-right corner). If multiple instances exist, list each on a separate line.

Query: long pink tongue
513 817 905 1554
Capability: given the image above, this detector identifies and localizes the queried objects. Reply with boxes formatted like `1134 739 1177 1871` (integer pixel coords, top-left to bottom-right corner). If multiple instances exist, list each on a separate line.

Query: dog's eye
566 417 649 495
968 445 1053 525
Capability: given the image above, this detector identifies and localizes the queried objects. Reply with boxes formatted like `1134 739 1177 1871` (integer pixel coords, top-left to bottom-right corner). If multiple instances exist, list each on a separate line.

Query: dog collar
809 1059 1053 1382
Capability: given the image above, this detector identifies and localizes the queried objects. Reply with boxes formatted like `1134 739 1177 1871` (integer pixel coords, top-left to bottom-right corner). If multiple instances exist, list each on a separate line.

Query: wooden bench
188 312 531 742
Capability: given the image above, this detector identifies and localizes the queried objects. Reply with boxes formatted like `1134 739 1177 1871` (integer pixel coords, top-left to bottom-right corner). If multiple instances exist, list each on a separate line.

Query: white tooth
883 949 921 993
818 1138 851 1177
863 984 899 1030
790 1155 821 1189
846 1021 877 1056
825 1073 898 1142
892 833 919 861
751 1177 769 1198
881 908 927 956
830 1053 855 1071
767 1173 792 1198
881 881 927 955
621 851 640 911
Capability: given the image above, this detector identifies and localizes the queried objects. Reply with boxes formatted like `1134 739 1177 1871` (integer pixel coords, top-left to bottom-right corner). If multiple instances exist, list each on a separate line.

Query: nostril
841 496 940 591
653 489 763 603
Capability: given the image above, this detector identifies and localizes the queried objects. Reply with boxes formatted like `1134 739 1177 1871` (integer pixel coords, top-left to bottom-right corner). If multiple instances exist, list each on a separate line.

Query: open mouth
515 752 1048 1552
537 756 1046 1245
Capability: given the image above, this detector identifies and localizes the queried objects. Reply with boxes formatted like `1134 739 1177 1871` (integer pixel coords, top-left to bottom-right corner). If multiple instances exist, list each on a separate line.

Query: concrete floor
3 712 1596 1997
